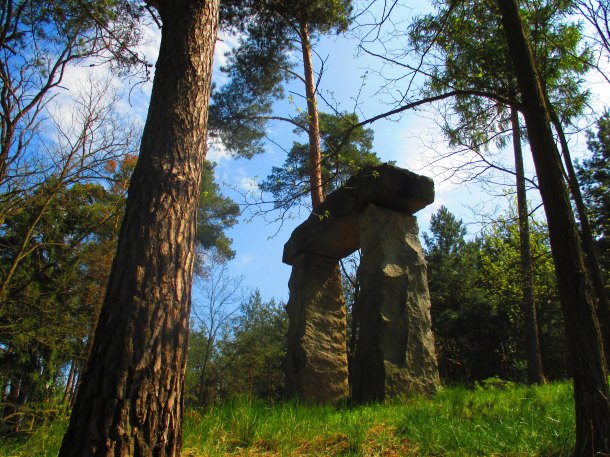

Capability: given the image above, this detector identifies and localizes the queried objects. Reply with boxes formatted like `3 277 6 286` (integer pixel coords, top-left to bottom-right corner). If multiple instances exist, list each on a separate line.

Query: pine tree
59 1 220 454
496 1 609 453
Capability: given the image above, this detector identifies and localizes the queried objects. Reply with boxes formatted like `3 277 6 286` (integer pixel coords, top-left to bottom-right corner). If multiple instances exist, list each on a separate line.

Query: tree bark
550 113 610 368
62 359 77 405
496 1 610 455
300 22 324 210
58 1 219 455
510 107 544 385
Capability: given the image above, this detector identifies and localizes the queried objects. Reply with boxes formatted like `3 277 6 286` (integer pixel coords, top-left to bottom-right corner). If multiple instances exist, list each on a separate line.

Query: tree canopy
259 112 381 211
578 111 610 287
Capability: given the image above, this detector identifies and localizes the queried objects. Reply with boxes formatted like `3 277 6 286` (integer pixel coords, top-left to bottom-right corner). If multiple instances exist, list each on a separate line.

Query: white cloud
213 31 241 86
239 176 259 193
234 254 254 269
207 137 231 163
47 20 162 132
214 31 240 68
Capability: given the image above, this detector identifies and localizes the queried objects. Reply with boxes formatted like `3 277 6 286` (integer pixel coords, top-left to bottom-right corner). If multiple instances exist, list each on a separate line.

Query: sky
55 2 607 304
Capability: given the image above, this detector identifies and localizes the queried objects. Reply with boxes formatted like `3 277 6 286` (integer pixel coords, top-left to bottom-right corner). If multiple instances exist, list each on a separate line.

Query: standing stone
352 204 439 402
284 252 349 402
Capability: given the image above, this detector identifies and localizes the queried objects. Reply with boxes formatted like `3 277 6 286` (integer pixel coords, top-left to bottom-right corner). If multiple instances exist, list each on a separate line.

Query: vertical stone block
352 204 439 403
284 253 349 402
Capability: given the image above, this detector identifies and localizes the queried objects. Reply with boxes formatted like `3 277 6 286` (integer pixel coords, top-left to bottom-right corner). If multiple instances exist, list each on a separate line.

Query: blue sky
54 2 607 304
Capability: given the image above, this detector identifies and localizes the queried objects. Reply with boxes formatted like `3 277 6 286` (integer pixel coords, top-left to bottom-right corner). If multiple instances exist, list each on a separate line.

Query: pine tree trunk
551 114 610 368
300 22 324 210
510 107 544 385
58 1 219 455
62 359 76 404
69 361 80 408
496 1 610 455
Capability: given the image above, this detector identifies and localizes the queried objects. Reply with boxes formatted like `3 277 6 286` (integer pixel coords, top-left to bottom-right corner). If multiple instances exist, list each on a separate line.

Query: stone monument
283 164 440 403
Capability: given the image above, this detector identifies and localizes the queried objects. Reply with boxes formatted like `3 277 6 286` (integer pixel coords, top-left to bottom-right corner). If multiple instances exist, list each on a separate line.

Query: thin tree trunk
510 107 544 385
298 22 349 403
347 261 360 393
58 1 219 455
197 337 215 406
300 21 324 210
496 1 610 455
69 361 80 408
550 112 610 367
62 359 76 404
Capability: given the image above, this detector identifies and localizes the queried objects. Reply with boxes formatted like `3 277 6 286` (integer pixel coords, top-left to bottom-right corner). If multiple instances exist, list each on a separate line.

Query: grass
0 381 575 456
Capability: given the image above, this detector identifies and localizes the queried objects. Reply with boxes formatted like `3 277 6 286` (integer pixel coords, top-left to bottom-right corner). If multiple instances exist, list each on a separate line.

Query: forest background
0 0 609 449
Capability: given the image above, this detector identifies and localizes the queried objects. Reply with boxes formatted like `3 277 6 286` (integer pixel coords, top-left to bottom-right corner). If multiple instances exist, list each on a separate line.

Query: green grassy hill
0 380 574 456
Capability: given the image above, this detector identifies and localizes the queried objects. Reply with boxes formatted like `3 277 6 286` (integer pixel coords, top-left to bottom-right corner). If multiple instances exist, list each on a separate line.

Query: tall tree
424 206 502 383
578 112 610 288
0 178 127 433
495 1 609 454
410 0 589 384
479 205 567 381
0 74 139 432
218 291 287 400
59 1 220 455
259 111 381 211
211 0 352 211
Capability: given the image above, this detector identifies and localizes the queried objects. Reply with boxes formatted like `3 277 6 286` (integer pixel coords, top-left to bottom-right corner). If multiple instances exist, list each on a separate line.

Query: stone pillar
352 204 439 403
284 252 349 402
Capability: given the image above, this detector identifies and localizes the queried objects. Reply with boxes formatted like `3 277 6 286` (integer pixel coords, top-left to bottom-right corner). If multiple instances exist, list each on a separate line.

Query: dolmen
283 164 440 403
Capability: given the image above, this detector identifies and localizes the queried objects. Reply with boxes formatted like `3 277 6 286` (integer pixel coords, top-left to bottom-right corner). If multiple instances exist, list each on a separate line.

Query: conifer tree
496 1 609 453
410 0 589 384
59 1 220 454
210 0 353 210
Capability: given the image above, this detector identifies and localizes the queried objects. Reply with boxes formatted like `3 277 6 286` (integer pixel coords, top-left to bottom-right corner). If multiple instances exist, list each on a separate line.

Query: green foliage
0 176 126 433
185 291 287 406
209 17 293 158
478 208 567 379
219 291 288 400
219 0 352 35
409 0 589 152
259 112 382 209
423 205 467 256
424 205 567 384
424 206 498 383
578 111 610 288
260 0 352 34
210 0 353 159
184 327 215 407
197 161 240 260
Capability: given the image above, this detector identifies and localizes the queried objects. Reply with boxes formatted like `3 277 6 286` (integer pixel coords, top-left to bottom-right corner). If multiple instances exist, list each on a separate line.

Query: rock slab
283 164 434 265
351 204 440 402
